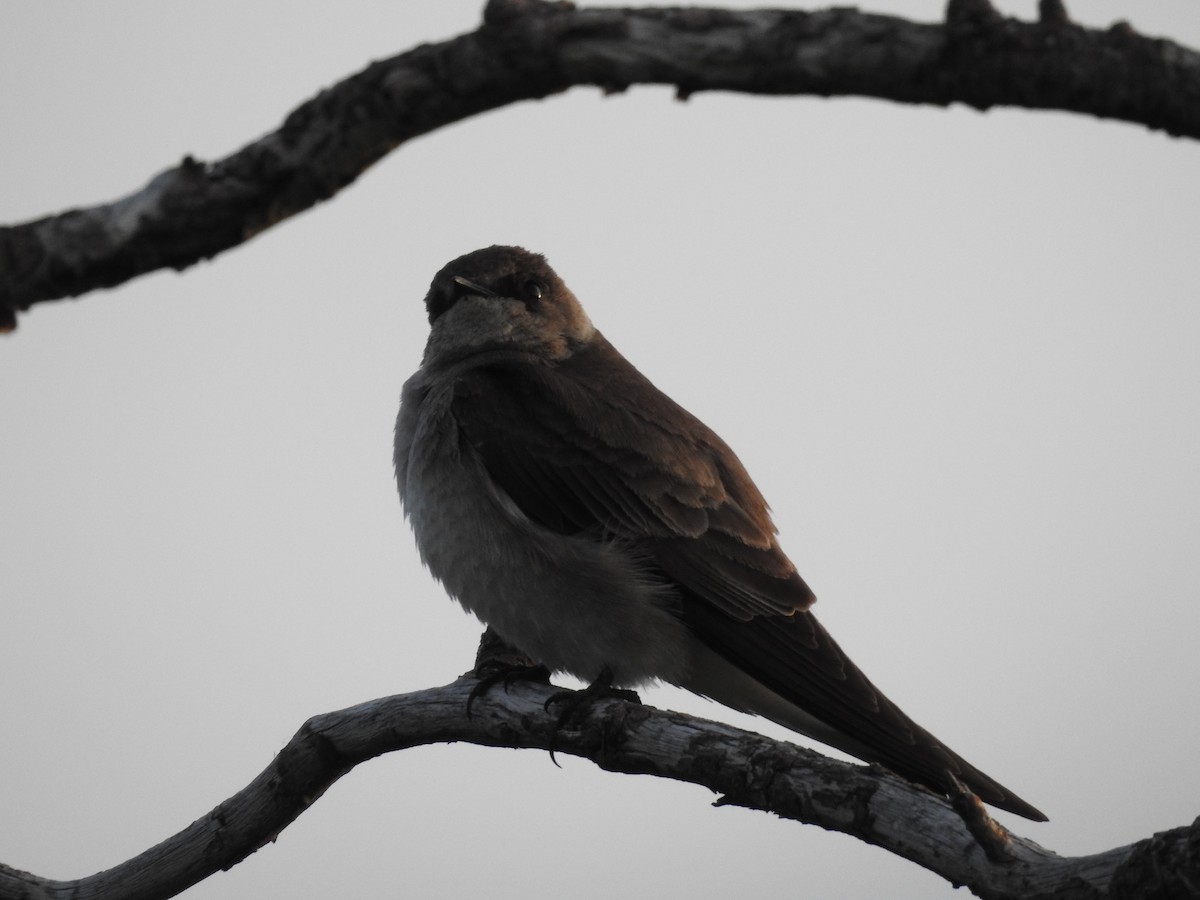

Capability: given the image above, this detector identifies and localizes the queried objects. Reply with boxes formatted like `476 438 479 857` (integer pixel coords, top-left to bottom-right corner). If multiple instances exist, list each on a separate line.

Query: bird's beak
453 275 497 297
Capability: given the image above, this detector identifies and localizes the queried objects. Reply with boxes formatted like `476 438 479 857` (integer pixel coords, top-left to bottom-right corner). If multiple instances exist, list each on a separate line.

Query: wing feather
450 333 815 619
683 599 1049 820
446 332 1047 822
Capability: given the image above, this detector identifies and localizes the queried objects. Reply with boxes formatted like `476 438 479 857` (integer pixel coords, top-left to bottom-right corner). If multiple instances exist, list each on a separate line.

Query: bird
394 244 1047 822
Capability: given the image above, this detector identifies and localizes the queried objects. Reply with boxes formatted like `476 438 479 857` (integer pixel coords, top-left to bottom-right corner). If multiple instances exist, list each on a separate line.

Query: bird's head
421 246 594 366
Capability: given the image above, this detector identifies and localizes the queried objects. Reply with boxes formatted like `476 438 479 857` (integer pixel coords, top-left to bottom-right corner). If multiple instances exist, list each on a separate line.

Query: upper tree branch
0 674 1194 900
2 0 1199 329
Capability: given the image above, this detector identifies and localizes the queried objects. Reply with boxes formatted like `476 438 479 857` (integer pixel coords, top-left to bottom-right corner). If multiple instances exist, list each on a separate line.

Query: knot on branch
484 0 575 28
945 0 1002 31
475 0 611 93
1038 0 1071 26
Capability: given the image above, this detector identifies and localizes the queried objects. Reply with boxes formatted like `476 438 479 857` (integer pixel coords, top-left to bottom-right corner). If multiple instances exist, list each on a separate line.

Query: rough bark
0 675 1195 900
2 0 1199 329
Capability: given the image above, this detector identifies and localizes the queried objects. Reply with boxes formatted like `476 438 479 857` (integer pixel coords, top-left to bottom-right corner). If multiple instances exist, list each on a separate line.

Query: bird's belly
401 422 690 686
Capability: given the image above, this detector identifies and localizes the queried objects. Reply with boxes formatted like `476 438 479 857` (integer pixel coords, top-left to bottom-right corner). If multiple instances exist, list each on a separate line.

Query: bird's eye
520 276 546 305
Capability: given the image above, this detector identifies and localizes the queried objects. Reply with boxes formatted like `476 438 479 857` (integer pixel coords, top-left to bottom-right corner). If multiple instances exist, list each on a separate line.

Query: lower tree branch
1 674 1194 900
2 0 1199 329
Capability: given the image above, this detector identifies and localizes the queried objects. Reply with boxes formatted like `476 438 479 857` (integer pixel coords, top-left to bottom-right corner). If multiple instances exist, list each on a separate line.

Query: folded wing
448 334 1046 822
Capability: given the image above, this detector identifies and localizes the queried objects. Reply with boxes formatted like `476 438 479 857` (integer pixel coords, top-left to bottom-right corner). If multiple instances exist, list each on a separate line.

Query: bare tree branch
0 675 1195 900
2 0 1199 329
4 3 1199 895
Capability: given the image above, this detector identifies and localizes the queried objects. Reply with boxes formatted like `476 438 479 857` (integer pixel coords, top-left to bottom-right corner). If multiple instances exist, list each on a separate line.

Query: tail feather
679 607 1048 822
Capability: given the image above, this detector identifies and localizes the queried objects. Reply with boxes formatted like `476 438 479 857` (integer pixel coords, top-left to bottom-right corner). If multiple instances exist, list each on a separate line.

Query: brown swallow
395 245 1046 822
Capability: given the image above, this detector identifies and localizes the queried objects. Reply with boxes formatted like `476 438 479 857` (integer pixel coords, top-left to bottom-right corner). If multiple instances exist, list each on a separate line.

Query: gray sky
2 2 1199 898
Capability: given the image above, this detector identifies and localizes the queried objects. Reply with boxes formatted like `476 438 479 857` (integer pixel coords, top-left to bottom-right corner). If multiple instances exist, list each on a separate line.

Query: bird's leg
466 627 551 718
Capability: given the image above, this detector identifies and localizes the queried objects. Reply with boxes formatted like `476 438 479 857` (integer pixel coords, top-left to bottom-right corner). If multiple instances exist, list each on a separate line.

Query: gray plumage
395 245 1046 822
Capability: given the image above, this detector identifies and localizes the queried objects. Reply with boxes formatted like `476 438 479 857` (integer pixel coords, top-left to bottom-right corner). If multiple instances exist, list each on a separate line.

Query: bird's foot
542 667 641 763
467 627 551 718
467 662 552 718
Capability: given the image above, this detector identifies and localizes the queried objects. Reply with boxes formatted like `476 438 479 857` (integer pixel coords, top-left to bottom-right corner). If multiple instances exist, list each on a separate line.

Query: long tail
679 605 1048 822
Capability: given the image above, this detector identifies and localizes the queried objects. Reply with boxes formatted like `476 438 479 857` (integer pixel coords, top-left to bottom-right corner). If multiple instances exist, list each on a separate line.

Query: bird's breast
395 371 692 686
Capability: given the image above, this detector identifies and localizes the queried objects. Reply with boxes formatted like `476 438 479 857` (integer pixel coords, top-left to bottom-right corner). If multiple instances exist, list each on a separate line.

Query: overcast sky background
3 2 1199 898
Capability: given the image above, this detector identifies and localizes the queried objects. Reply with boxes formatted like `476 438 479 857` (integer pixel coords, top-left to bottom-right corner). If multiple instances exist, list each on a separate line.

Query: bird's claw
542 667 641 763
466 661 552 719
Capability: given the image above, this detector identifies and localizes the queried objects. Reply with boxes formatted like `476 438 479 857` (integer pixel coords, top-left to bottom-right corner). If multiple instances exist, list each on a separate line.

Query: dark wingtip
969 775 1048 822
990 793 1048 822
1004 796 1049 822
